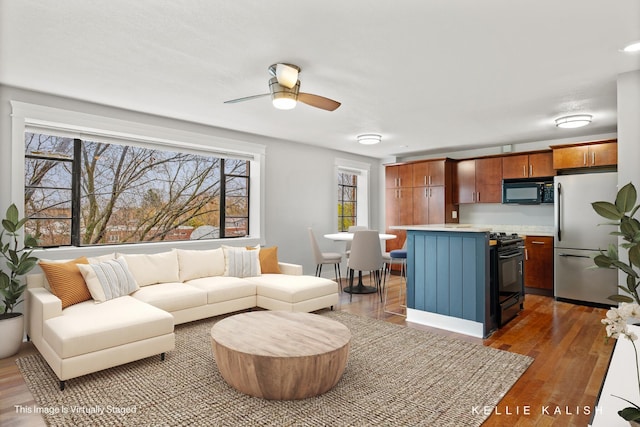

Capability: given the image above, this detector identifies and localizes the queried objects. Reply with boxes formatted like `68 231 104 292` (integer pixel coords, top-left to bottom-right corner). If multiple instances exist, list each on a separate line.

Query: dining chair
347 230 385 302
308 228 343 287
345 225 368 263
383 239 407 316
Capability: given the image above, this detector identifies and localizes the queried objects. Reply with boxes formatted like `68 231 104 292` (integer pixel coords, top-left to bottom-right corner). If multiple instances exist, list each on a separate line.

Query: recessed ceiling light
555 114 592 129
622 41 640 53
357 134 382 145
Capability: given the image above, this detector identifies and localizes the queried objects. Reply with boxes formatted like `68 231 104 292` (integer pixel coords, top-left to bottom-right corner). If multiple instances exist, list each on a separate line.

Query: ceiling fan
224 63 341 111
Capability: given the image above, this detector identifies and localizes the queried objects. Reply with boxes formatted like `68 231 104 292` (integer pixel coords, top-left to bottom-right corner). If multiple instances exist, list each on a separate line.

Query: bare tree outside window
338 172 357 231
24 132 250 247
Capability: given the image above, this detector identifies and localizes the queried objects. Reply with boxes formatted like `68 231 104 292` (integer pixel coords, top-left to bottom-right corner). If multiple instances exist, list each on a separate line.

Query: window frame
10 101 266 256
334 158 370 231
337 171 357 232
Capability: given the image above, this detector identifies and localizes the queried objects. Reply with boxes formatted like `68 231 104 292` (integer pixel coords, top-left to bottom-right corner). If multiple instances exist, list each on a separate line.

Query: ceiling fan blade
298 93 341 111
224 93 270 104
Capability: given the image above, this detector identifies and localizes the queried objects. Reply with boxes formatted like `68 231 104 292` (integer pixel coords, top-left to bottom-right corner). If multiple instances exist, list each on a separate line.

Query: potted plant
0 204 39 359
592 182 640 424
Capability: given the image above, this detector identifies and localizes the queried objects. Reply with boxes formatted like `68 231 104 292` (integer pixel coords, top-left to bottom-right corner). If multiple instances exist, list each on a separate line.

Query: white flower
602 303 640 341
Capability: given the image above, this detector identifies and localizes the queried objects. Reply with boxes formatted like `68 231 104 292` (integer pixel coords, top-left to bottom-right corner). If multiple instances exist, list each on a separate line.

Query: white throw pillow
119 251 180 286
175 248 225 282
87 252 117 264
78 258 139 303
223 246 261 278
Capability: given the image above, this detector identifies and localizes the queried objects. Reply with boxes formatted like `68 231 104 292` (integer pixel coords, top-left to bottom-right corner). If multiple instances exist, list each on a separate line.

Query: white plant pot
0 314 24 359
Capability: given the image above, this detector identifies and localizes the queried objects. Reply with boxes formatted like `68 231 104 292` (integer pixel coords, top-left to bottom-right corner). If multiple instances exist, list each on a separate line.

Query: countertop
390 224 555 238
390 224 492 233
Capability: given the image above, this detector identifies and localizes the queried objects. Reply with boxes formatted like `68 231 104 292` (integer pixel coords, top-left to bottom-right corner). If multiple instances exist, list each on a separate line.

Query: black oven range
489 233 525 328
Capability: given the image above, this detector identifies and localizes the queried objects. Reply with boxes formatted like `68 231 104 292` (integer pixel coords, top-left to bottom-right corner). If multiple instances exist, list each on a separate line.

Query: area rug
16 311 532 426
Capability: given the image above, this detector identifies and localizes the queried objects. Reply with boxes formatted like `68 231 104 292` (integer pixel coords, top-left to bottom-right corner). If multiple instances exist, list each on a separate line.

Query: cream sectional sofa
26 247 339 390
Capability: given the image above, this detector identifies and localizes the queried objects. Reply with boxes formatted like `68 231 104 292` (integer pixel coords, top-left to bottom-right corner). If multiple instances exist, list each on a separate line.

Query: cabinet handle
424 188 428 198
583 152 587 166
428 175 432 185
523 165 526 177
429 188 432 197
525 248 528 260
398 178 402 187
477 192 480 202
529 164 533 176
424 176 427 186
592 152 595 165
531 241 546 245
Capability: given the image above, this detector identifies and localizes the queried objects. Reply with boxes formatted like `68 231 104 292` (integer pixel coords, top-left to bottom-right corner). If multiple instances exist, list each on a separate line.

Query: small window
338 172 357 232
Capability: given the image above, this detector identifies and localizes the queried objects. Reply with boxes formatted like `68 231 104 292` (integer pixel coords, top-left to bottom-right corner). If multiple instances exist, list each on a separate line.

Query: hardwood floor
0 275 613 426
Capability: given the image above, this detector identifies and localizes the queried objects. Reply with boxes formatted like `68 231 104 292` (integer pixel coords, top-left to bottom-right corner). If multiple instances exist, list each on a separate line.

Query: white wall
459 203 554 227
0 84 381 276
616 70 640 288
617 70 640 192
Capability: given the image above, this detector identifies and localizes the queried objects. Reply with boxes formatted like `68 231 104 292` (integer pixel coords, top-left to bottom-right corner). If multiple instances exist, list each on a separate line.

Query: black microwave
502 180 554 204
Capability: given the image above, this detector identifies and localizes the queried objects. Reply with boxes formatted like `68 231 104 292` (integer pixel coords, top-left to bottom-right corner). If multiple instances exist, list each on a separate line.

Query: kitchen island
391 224 495 338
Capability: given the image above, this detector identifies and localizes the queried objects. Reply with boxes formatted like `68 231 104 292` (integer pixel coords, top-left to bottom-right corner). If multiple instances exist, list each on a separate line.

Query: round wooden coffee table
210 311 351 400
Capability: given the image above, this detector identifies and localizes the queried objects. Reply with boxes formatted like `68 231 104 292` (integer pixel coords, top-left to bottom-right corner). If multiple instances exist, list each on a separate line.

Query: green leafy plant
593 183 640 422
0 204 39 318
591 182 640 304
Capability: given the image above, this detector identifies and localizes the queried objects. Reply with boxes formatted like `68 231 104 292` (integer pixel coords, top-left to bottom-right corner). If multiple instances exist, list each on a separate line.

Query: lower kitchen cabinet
524 235 553 295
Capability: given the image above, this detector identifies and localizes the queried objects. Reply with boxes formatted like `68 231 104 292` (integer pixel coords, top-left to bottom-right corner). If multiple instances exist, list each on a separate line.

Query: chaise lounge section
26 246 339 389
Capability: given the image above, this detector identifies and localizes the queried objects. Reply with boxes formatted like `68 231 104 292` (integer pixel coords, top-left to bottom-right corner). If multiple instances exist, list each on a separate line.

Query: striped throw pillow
78 258 139 303
223 246 261 278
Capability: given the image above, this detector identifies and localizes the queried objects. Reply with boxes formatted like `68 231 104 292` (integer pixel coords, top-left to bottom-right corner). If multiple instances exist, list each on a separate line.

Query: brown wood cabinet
385 159 457 254
413 186 445 224
412 160 445 187
385 164 413 188
502 152 555 179
552 141 617 170
524 235 553 295
455 157 502 203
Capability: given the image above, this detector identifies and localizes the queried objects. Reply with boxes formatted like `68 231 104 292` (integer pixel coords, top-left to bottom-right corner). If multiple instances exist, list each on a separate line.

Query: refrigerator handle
558 253 591 258
556 183 562 242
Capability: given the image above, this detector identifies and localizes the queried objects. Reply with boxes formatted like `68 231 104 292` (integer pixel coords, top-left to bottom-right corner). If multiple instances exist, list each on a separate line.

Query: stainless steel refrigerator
554 172 618 306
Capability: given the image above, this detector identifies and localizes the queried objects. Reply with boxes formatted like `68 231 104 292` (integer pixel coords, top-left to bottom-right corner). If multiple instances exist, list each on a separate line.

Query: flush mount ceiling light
357 134 382 145
622 41 640 53
555 114 592 129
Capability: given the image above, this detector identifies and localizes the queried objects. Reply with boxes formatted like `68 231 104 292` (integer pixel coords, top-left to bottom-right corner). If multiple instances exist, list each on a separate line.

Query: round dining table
323 232 396 294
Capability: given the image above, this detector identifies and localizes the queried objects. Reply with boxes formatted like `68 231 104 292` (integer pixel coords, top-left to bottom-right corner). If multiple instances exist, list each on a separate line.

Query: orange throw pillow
258 246 281 274
39 257 91 309
246 245 282 274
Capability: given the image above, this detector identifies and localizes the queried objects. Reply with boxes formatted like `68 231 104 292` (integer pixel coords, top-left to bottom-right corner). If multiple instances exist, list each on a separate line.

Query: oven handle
499 252 523 259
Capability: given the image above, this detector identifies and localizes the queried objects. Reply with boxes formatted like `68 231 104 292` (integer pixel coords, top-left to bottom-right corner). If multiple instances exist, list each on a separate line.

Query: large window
338 172 357 231
24 132 249 247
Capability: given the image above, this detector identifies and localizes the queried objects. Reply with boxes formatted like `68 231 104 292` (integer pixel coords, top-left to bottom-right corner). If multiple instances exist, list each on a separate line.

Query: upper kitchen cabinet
385 164 413 188
456 157 502 203
552 140 617 170
412 159 446 187
502 152 555 179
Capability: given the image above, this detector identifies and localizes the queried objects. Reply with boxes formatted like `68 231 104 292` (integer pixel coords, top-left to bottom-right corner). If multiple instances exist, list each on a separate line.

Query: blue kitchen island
392 225 495 338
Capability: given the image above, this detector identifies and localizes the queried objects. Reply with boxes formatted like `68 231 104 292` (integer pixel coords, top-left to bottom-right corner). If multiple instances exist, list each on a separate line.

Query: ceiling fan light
275 63 299 88
622 41 640 53
555 114 592 129
272 93 297 110
357 134 382 145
